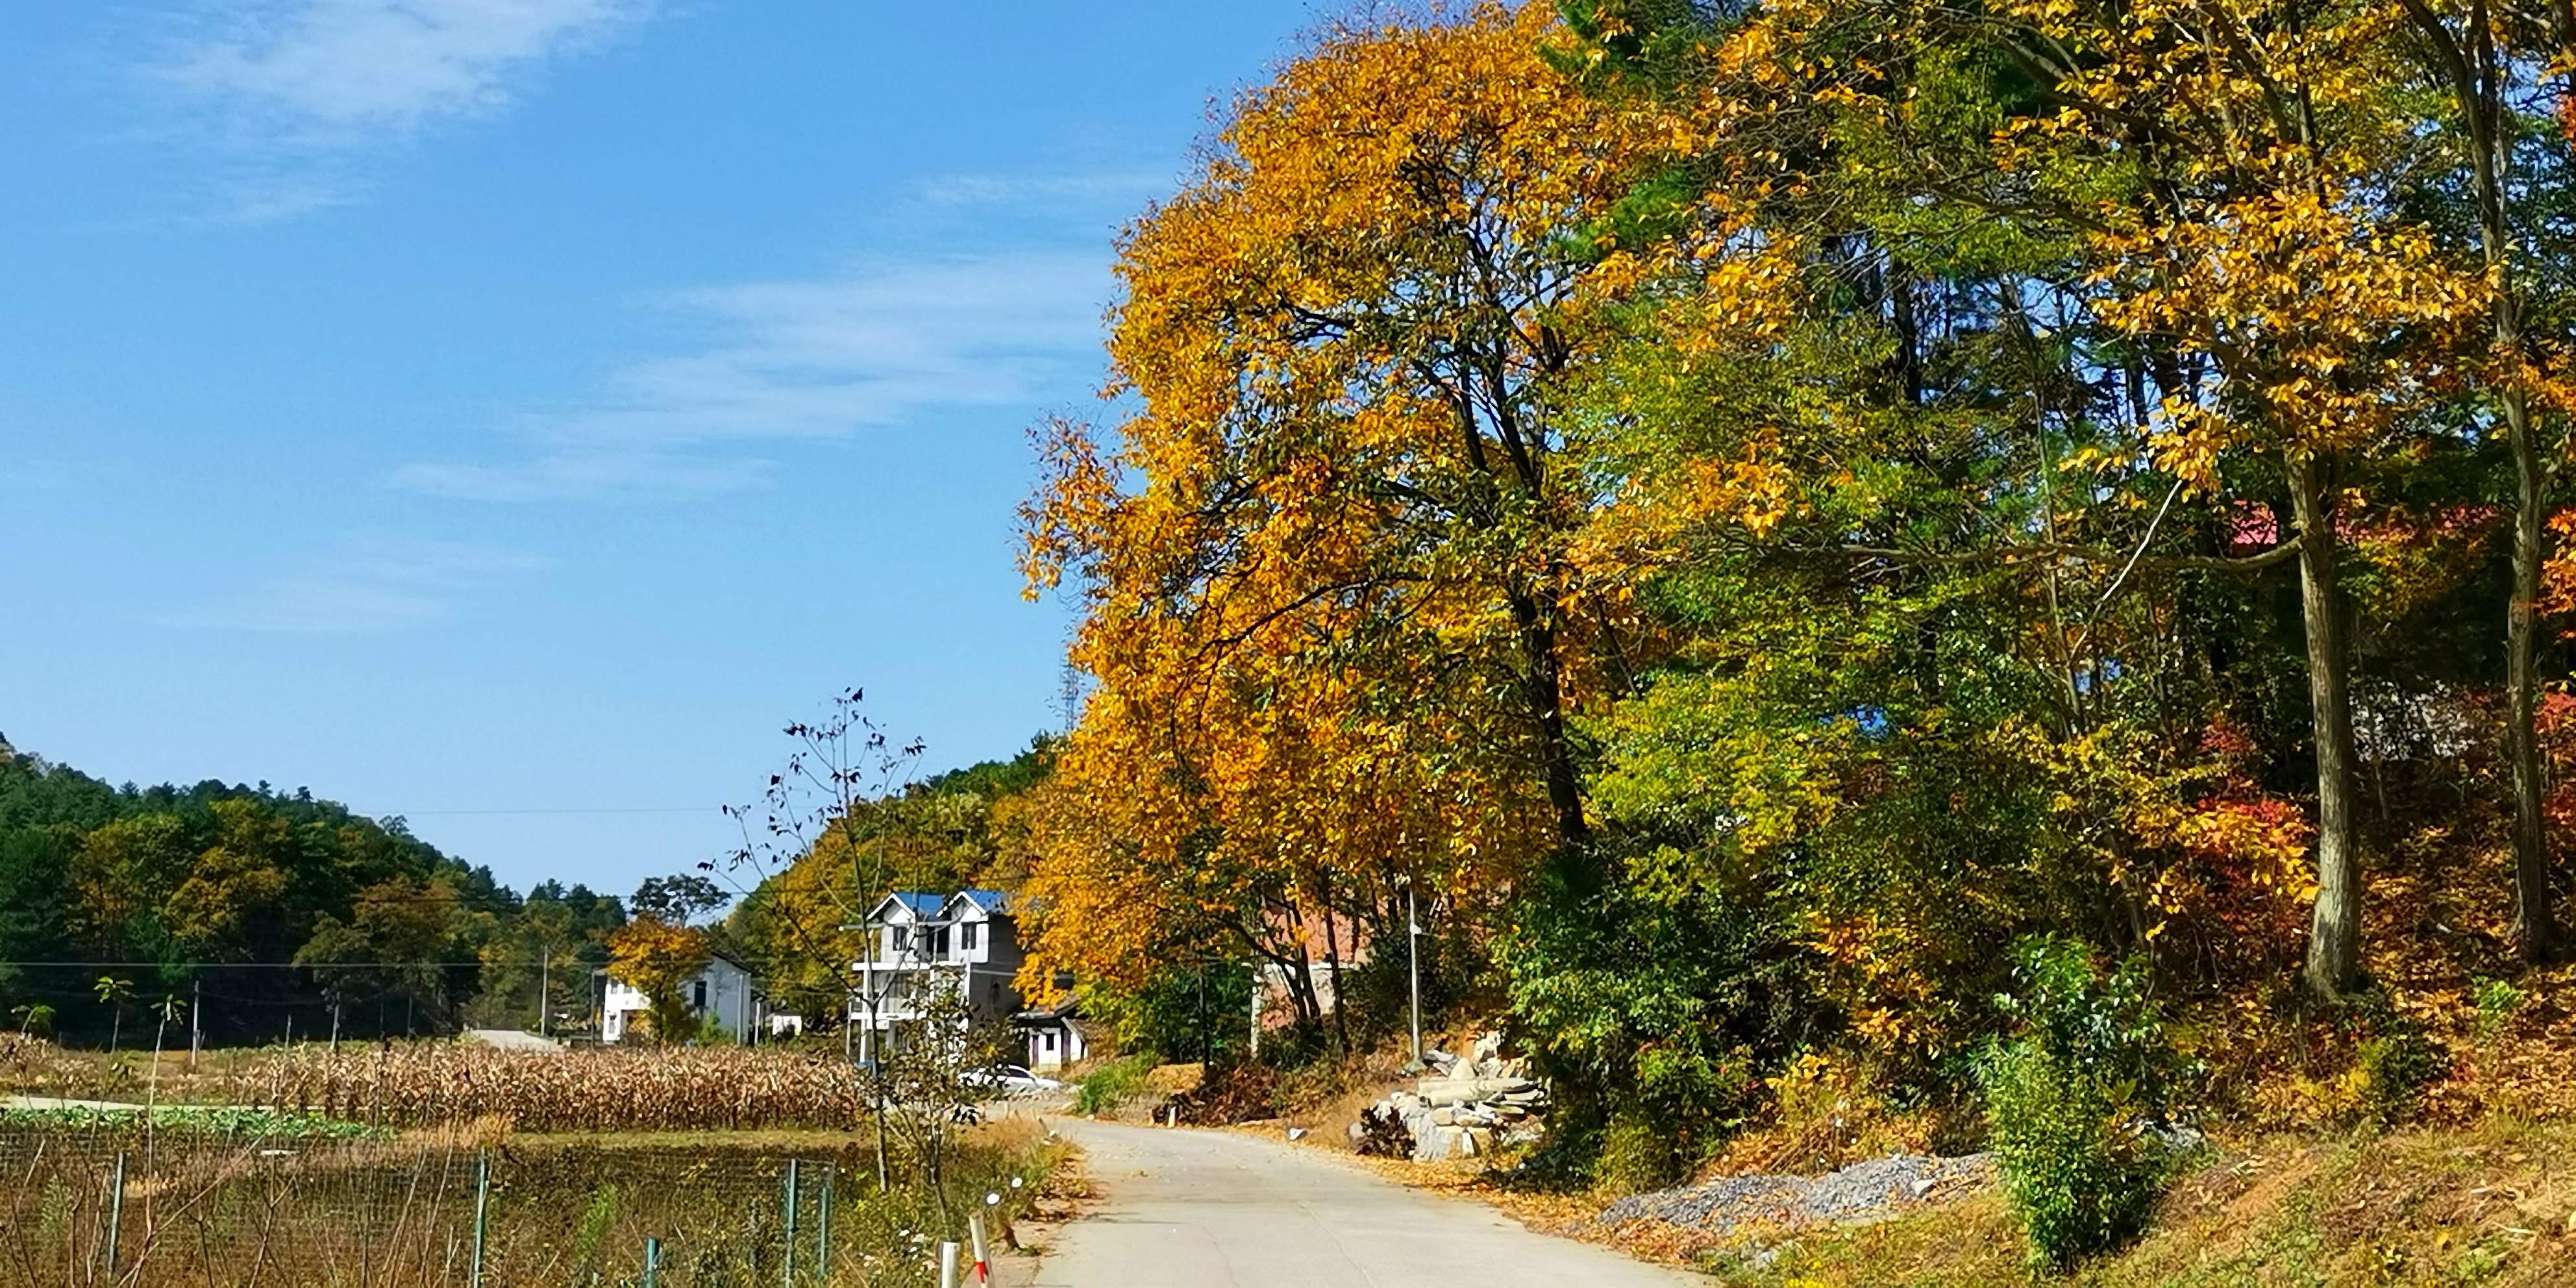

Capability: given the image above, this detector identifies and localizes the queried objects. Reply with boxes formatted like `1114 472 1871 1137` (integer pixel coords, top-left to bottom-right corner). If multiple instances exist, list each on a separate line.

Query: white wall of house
602 956 759 1044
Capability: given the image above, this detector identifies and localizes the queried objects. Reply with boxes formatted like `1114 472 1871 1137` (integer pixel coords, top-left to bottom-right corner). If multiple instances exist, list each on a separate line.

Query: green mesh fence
0 1126 1028 1287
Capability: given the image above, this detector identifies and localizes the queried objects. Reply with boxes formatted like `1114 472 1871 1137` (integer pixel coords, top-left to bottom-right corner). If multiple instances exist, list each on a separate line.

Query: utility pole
190 978 203 1069
538 943 551 1040
1407 882 1422 1064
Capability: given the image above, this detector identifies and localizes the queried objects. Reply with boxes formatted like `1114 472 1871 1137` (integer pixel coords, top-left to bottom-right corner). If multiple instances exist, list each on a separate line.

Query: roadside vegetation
991 0 2576 1280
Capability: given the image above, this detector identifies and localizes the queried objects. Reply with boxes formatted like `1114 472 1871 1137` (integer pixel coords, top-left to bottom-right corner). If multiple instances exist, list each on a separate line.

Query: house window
1043 1032 1058 1052
961 922 980 951
691 980 708 1010
934 926 952 956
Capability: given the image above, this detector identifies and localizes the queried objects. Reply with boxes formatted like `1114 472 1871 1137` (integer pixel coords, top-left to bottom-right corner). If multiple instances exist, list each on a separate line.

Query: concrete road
1032 1119 1700 1287
461 1028 563 1052
3 1096 147 1109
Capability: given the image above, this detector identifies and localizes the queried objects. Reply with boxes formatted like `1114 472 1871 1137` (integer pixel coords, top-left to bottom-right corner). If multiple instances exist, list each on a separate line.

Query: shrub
2341 989 2441 1124
1979 936 2190 1270
1496 842 1810 1183
1598 1105 1685 1192
2471 975 2524 1042
1071 1055 1154 1117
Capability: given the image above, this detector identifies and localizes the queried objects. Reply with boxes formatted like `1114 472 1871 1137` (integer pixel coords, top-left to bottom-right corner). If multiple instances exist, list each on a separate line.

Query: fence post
969 1211 990 1284
781 1158 800 1286
939 1240 961 1288
815 1164 834 1282
104 1151 126 1276
469 1150 491 1288
642 1236 662 1288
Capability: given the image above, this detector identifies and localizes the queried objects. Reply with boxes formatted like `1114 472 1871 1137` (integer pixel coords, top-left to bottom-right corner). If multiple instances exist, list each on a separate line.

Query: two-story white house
847 889 1026 1059
599 951 765 1045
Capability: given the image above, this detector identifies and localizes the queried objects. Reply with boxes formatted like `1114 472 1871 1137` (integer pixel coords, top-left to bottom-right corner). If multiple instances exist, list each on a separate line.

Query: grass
1656 1121 2576 1287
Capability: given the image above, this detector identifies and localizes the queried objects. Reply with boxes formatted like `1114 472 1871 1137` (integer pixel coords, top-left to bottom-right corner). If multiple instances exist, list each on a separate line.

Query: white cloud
151 0 656 216
395 251 1114 501
164 0 650 135
158 537 552 632
911 169 1176 208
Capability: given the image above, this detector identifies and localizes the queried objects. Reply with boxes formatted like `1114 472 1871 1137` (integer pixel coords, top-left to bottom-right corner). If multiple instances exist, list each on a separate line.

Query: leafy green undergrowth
1071 1055 1155 1117
0 1104 387 1139
1690 1121 2576 1287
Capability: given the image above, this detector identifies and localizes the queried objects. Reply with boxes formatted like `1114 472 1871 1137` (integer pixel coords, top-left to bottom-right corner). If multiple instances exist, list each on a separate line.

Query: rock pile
1350 1033 1550 1161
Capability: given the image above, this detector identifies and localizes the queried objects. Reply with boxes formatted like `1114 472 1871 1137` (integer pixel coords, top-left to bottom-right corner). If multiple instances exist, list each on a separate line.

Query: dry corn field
249 1046 874 1133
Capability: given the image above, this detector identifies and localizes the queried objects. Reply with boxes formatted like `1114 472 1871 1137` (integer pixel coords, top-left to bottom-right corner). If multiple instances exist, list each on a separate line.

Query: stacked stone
1352 1032 1550 1161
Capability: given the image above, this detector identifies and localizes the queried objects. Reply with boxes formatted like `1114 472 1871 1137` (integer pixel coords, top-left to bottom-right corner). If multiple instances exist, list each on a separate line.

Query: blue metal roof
883 892 945 916
952 889 1009 913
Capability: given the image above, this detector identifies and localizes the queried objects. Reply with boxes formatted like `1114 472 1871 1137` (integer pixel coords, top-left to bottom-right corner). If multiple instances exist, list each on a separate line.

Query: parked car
964 1064 1063 1097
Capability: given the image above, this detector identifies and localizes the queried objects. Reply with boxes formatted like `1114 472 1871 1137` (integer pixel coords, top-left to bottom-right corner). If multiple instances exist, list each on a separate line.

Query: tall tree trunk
1284 941 1322 1034
1319 876 1351 1053
2504 391 2561 962
2478 60 2562 965
2399 0 2563 961
2290 452 2366 997
1507 589 1587 848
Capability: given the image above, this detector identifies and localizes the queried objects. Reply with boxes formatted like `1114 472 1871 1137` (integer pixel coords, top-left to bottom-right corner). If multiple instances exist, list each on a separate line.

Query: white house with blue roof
847 888 1028 1059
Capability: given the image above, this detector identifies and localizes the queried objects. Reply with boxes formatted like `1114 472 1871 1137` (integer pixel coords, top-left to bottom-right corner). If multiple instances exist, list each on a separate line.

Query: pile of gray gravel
1598 1152 1994 1236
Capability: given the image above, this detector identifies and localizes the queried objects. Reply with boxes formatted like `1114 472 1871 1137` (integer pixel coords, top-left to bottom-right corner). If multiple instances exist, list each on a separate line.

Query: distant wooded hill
0 734 623 1045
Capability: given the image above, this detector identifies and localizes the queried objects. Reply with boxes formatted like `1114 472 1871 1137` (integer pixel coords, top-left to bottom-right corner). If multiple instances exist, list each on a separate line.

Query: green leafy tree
295 876 471 1037
1980 937 2192 1269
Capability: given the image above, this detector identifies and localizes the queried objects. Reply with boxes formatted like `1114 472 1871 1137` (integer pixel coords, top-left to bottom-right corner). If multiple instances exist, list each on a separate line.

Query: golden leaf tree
1018 5 1687 1031
606 916 712 1045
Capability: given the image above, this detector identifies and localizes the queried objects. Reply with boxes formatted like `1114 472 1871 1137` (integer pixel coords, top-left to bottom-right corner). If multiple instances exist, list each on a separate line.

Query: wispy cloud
395 251 1113 502
911 169 1176 208
156 537 552 632
151 0 657 217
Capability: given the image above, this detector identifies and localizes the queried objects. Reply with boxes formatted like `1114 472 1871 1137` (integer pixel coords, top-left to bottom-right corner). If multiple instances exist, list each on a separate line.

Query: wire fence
0 1125 1029 1287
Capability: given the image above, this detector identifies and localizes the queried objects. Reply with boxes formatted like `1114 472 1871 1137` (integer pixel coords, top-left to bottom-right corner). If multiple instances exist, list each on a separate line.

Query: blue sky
0 0 1324 898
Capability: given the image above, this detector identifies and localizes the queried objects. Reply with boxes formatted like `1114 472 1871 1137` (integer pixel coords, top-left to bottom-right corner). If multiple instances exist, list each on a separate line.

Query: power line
373 806 725 817
0 960 600 970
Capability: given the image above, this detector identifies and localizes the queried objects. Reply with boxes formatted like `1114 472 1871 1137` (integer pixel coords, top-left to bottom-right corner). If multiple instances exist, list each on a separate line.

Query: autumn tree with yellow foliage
606 915 712 1045
1019 5 1693 1037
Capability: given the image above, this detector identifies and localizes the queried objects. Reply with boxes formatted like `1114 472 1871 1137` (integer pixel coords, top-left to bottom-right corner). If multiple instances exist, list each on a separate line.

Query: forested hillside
0 734 625 1043
1009 0 2576 1252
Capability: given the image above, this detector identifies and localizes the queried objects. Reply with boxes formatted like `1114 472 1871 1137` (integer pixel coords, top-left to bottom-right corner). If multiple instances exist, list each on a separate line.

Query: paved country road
1031 1119 1700 1287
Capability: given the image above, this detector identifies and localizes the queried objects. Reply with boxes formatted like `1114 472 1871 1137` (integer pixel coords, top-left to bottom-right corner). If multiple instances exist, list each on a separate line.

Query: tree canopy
1015 0 2576 1181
